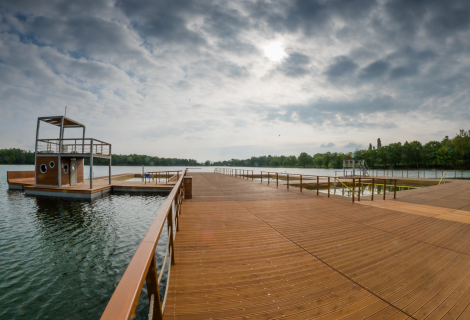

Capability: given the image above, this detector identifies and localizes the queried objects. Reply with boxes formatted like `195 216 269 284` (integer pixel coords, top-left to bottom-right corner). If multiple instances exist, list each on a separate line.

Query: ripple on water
0 167 168 320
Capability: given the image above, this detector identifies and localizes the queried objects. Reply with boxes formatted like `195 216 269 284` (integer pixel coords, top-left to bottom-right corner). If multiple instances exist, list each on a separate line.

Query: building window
49 161 55 168
40 164 47 173
63 164 69 174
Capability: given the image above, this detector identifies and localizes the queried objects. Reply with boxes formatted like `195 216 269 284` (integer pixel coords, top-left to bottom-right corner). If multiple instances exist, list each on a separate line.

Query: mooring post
328 177 330 198
276 173 278 188
261 172 263 183
317 176 319 195
371 179 375 201
352 178 355 203
268 172 270 185
287 174 289 190
300 175 303 192
383 179 387 200
394 179 397 199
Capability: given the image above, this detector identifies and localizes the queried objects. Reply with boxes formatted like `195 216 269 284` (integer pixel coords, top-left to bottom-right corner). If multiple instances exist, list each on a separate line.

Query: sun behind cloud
263 42 286 62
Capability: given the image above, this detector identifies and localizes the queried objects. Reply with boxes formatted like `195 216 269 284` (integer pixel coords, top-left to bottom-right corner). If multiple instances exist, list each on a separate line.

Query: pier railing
101 171 186 320
336 169 469 179
144 171 183 184
36 138 111 157
215 168 403 203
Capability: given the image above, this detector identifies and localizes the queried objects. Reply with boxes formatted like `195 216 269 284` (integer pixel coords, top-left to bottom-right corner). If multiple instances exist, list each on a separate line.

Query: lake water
0 165 169 320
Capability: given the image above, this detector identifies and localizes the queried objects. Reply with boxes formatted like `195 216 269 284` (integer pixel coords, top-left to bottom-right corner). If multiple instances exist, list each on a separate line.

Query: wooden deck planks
164 173 470 319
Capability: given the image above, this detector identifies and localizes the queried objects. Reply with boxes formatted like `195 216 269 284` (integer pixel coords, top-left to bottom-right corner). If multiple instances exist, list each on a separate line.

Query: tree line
2 130 469 169
0 149 199 166
209 130 470 169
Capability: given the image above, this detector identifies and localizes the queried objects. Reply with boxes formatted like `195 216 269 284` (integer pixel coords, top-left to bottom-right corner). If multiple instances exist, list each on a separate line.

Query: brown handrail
101 171 186 320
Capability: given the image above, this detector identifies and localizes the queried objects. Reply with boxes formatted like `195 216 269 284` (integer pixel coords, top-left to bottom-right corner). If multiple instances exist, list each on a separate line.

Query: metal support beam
90 139 93 189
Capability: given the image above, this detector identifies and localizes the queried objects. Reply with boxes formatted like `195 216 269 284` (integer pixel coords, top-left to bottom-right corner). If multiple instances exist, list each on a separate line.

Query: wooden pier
8 172 176 199
164 172 470 320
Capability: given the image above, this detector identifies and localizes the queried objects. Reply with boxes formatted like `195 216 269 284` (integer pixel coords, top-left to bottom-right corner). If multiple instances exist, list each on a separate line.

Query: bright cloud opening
264 42 286 62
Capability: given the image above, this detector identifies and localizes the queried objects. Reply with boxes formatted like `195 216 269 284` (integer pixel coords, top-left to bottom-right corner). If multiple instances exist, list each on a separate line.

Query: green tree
298 152 312 167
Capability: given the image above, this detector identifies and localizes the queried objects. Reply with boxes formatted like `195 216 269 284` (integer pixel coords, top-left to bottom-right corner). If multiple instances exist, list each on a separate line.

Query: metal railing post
394 180 397 199
268 172 270 186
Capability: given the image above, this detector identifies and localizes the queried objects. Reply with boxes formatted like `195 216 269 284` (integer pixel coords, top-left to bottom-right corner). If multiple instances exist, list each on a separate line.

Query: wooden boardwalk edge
164 172 470 320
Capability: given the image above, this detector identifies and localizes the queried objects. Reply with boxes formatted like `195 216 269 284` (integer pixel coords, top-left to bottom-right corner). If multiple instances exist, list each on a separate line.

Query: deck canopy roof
39 116 85 128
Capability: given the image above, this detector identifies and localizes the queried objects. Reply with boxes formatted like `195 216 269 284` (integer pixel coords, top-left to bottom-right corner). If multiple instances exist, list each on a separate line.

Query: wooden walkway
165 173 470 320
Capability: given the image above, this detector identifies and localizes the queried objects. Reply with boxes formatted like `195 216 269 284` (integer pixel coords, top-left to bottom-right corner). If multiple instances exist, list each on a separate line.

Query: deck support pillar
109 145 112 185
90 140 93 189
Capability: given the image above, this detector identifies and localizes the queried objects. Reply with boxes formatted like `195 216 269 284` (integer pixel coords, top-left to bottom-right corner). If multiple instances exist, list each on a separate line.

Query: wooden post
252 171 253 181
287 174 289 190
394 180 397 199
276 173 278 188
146 255 163 320
358 178 361 201
268 172 270 185
300 175 303 192
261 172 263 183
371 179 374 201
352 178 355 203
317 176 319 195
383 179 386 200
328 177 330 198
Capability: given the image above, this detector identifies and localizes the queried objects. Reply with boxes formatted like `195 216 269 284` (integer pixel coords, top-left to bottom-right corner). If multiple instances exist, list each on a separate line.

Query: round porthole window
49 161 55 168
40 164 47 173
63 164 69 174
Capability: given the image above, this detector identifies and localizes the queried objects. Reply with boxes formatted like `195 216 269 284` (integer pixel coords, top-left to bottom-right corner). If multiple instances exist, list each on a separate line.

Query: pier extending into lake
103 171 470 320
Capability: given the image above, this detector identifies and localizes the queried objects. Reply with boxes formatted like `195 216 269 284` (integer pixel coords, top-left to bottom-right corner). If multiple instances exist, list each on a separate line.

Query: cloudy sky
1 0 469 162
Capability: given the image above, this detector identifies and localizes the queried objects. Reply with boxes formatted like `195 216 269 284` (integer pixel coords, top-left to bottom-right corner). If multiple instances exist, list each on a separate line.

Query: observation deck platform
166 172 470 320
8 172 175 199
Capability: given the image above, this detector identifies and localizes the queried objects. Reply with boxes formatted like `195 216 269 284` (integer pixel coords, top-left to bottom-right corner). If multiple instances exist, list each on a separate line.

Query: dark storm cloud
1 0 470 146
359 60 389 79
265 95 401 128
247 0 377 36
324 56 357 79
277 52 310 77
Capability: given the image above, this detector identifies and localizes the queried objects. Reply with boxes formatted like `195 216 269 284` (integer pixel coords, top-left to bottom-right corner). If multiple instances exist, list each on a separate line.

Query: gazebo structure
34 116 111 189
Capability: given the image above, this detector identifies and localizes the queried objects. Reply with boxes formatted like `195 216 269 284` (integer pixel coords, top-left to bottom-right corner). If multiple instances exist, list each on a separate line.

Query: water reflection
1 180 166 320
